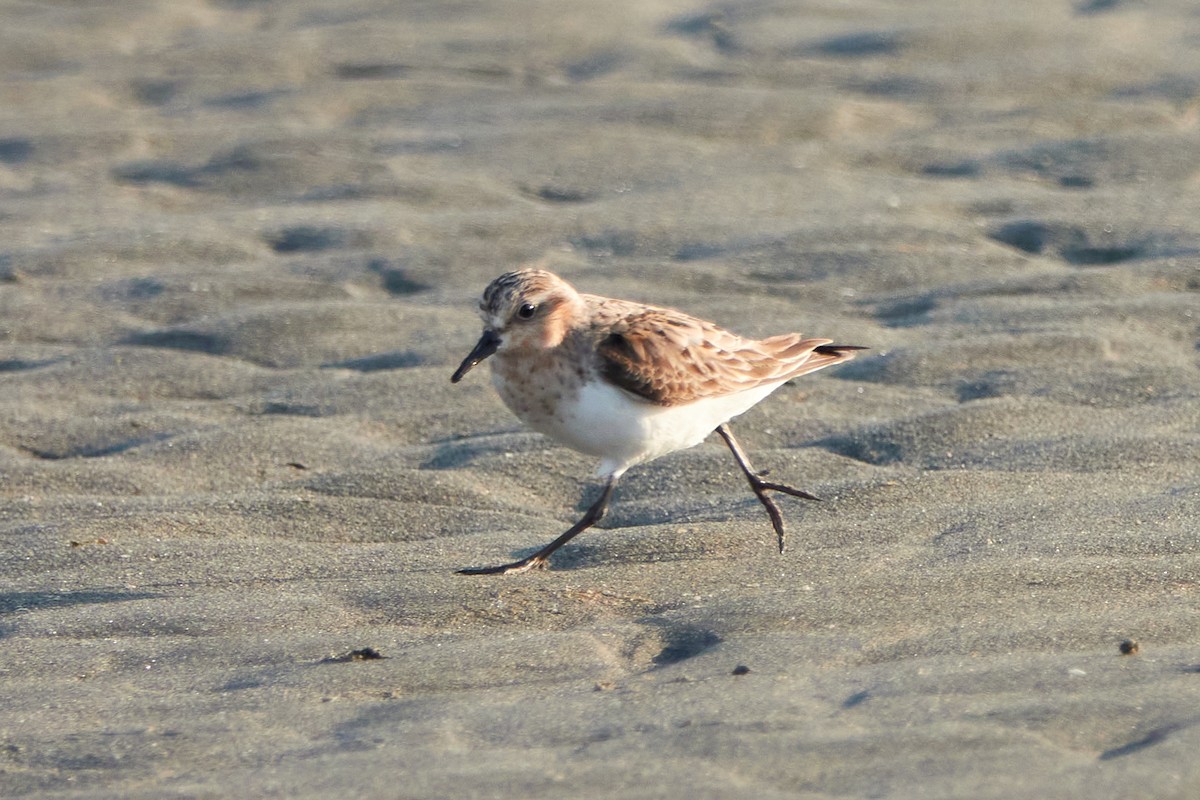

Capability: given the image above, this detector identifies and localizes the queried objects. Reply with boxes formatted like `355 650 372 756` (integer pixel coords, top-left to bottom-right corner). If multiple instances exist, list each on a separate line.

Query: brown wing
594 306 862 406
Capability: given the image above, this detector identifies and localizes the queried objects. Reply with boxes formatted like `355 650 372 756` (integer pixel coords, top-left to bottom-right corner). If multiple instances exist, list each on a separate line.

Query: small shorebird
451 269 862 574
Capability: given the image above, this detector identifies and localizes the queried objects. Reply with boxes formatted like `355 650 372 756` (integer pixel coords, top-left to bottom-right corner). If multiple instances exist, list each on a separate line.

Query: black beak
451 329 500 383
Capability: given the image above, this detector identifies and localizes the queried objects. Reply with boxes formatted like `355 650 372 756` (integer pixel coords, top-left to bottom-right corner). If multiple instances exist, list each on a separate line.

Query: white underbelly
527 379 786 477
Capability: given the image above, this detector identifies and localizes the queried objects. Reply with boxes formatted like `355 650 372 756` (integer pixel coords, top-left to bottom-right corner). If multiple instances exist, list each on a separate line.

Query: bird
450 269 863 574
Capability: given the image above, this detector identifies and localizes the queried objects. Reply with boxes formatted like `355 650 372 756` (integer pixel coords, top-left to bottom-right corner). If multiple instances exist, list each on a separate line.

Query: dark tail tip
814 344 867 357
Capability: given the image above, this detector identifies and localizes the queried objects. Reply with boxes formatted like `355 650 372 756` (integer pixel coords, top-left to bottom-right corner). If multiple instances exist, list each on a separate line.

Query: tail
803 343 865 372
813 344 867 359
755 336 867 383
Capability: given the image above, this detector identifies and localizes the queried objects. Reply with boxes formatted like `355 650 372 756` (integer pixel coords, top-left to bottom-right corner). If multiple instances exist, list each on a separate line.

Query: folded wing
595 307 862 407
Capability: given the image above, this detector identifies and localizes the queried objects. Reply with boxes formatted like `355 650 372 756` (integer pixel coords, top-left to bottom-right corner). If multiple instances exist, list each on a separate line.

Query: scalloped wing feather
595 307 860 406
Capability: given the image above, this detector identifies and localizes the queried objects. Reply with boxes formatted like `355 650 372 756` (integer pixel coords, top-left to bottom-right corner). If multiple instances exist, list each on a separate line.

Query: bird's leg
458 476 618 575
715 423 820 553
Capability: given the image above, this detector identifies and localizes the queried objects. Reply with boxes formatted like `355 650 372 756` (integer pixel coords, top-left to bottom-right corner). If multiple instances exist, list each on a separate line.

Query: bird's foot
457 555 549 576
755 476 821 503
744 475 821 554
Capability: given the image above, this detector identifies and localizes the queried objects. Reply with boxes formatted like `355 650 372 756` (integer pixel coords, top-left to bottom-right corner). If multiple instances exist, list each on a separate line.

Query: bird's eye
517 302 537 320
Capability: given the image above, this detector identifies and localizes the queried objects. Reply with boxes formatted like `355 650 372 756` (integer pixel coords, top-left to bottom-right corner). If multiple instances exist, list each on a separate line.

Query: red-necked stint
452 269 863 574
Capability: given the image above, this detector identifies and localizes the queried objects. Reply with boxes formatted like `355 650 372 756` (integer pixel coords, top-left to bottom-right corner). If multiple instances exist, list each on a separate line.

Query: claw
457 556 547 576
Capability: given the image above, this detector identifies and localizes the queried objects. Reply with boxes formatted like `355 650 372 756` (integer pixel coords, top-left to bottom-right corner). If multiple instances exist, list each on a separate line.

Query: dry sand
2 1 1199 797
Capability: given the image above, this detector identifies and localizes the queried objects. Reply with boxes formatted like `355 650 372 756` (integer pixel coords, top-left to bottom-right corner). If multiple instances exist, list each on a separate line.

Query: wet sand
2 1 1199 797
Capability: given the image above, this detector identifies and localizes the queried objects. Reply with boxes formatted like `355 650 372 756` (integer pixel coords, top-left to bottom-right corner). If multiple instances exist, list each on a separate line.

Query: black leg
715 423 819 553
457 476 618 575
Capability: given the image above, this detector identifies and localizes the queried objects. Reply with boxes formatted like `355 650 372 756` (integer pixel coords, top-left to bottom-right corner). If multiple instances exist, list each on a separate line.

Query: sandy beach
2 1 1199 797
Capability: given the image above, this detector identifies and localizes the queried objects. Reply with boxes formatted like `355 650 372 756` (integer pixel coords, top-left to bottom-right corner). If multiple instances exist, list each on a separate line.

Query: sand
2 1 1199 797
